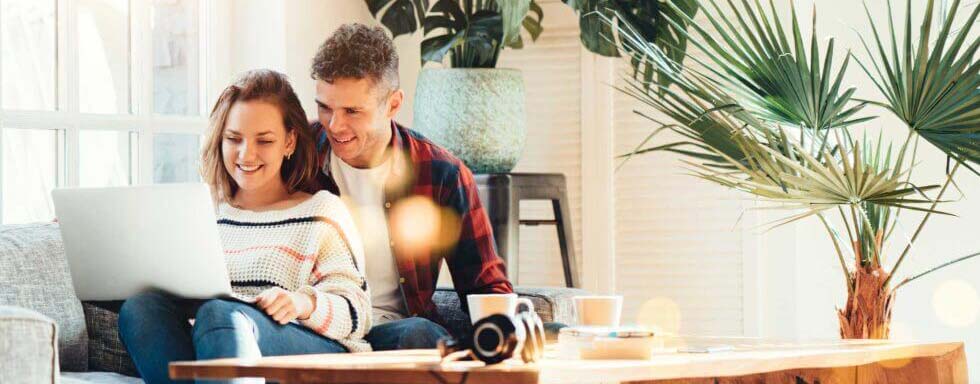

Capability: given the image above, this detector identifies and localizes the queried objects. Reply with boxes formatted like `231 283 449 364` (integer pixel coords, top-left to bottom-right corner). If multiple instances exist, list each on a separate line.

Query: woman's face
222 100 296 194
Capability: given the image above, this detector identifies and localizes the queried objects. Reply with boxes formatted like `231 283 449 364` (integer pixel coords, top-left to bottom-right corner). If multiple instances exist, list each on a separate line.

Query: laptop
52 183 235 301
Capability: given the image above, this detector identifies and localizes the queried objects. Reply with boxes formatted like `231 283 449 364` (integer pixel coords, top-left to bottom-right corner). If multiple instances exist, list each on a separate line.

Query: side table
474 173 579 288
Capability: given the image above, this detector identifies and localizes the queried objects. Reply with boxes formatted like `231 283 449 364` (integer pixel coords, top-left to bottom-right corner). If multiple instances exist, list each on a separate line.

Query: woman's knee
118 291 171 328
192 299 255 336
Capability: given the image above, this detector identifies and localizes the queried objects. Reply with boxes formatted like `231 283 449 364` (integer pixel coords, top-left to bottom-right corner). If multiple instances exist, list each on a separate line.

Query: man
308 23 513 351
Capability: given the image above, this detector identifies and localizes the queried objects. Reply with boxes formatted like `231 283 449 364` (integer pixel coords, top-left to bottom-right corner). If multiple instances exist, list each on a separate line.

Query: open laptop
52 183 235 301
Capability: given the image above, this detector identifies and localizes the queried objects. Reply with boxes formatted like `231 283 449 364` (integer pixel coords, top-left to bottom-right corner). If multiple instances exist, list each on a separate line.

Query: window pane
153 133 200 183
2 127 60 224
1 0 57 111
152 0 199 116
78 0 129 114
80 130 132 187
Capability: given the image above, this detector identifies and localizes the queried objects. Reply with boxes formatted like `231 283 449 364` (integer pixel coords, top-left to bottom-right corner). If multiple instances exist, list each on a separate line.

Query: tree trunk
838 264 895 339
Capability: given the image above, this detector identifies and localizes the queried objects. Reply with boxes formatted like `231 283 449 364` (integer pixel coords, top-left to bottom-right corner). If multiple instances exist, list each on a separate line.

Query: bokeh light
932 279 979 328
388 196 461 255
636 297 682 336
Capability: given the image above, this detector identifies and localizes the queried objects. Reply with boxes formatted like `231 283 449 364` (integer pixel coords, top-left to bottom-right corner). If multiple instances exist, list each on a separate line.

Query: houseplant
609 0 980 339
366 0 544 173
561 0 700 92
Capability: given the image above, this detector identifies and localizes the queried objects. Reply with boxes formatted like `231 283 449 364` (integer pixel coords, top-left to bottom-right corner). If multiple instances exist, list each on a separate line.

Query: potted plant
608 0 980 339
366 0 544 173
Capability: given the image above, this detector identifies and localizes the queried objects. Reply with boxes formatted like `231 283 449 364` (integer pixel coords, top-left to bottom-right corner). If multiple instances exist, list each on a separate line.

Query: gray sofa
0 223 587 383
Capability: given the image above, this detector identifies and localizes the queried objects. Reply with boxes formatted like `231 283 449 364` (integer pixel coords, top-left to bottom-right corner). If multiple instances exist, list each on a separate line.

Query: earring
286 152 292 160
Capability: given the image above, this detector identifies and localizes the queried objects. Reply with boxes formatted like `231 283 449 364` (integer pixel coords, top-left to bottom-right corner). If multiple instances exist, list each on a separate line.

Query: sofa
0 223 587 383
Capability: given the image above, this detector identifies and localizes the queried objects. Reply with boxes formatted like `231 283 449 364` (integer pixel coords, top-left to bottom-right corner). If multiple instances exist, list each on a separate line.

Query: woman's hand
255 287 315 325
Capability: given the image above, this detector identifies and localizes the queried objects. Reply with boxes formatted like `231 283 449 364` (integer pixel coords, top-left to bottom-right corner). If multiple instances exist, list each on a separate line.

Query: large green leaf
856 0 980 174
366 0 429 37
421 29 465 63
564 0 700 90
500 0 532 47
661 0 870 131
375 0 545 68
462 10 505 66
508 1 544 49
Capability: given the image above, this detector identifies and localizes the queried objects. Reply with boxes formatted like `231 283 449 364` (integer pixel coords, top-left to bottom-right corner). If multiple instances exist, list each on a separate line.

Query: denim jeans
364 316 450 351
117 291 347 384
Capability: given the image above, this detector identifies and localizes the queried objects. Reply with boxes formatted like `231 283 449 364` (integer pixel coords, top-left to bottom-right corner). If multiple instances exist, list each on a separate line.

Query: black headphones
437 301 546 364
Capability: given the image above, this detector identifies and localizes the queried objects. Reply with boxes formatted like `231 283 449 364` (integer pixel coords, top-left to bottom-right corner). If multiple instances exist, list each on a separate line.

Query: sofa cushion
0 223 88 371
0 305 59 384
83 302 140 376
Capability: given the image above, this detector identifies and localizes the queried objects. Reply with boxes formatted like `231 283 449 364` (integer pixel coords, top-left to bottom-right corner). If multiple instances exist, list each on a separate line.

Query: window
0 0 210 224
1 127 61 223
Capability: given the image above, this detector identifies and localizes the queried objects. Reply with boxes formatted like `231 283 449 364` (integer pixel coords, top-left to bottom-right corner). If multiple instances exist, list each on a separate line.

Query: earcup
470 314 519 364
516 311 546 363
437 309 547 365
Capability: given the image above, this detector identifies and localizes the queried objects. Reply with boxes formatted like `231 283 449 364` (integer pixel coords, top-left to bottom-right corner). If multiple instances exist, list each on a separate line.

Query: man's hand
255 287 315 325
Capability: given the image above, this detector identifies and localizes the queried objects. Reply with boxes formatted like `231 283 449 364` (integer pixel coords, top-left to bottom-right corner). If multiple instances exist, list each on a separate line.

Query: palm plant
608 0 980 339
366 0 543 67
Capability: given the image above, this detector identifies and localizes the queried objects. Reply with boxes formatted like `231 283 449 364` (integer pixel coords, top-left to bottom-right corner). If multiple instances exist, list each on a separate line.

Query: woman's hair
201 69 319 203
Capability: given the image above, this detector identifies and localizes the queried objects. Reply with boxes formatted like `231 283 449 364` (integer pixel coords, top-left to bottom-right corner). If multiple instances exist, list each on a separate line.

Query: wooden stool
474 173 579 288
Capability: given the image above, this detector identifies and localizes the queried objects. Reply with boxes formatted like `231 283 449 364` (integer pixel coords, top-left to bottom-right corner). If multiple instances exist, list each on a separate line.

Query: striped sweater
217 190 372 352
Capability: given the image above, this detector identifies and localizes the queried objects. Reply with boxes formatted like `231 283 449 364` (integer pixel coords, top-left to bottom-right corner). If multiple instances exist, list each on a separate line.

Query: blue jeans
117 291 347 384
364 317 449 351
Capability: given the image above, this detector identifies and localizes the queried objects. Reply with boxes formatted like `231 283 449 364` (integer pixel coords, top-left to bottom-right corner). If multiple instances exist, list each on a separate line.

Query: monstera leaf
365 0 430 37
367 0 543 68
563 0 699 90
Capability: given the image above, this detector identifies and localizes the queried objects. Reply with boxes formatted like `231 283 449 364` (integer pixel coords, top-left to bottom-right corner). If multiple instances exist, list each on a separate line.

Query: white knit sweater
217 190 372 352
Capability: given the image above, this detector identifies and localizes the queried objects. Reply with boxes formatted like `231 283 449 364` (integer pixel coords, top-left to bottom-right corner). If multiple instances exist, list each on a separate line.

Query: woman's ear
285 129 297 157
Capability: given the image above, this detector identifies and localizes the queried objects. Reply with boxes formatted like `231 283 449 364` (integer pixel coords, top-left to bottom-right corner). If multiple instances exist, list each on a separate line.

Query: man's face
315 77 402 169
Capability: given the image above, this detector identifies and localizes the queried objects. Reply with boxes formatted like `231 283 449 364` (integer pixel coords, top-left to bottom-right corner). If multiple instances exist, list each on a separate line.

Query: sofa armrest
0 305 59 384
434 286 589 336
512 286 589 325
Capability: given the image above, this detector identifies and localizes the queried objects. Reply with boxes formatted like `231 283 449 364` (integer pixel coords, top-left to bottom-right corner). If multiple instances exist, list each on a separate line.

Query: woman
118 69 371 384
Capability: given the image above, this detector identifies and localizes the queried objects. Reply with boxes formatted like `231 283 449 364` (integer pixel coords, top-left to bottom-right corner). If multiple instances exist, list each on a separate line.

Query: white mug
466 293 535 324
573 295 623 327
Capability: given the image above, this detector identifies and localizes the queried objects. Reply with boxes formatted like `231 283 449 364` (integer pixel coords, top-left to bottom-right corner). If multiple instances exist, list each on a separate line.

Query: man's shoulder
398 125 469 182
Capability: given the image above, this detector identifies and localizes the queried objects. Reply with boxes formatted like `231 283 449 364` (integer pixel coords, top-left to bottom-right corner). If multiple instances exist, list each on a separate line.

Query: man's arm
442 163 514 300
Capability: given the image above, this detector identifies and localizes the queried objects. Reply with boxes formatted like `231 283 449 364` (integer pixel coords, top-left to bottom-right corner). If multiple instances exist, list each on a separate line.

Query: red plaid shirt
312 121 513 325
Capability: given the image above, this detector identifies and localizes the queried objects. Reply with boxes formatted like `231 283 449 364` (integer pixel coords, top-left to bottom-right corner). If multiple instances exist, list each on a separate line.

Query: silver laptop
52 183 234 301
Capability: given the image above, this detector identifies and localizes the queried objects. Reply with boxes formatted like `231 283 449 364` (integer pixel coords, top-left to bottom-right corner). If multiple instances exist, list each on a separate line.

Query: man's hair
311 23 399 97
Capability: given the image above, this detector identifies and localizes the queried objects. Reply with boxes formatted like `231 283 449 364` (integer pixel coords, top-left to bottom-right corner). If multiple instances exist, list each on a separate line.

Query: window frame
0 0 220 223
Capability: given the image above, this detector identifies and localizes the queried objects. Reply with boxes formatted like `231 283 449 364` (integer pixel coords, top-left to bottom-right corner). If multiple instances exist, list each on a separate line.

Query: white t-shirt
330 152 407 325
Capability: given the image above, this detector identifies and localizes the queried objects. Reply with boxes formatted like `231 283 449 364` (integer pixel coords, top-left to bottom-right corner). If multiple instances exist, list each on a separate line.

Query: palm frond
856 0 980 174
660 0 871 130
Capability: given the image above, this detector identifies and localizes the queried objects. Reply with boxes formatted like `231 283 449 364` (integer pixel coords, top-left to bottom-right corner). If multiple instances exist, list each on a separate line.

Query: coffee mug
466 293 535 324
573 295 623 327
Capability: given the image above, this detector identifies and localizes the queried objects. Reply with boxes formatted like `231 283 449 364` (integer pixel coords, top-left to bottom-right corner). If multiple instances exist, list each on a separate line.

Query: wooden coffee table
170 337 967 383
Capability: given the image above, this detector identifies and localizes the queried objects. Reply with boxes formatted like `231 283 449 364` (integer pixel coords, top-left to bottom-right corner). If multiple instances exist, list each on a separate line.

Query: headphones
437 301 546 365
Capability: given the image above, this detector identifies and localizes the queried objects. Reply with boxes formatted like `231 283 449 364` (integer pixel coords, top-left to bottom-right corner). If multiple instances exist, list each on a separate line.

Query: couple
117 23 513 383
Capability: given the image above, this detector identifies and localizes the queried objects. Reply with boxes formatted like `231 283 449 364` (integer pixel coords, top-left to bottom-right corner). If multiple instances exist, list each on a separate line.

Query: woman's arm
296 198 372 341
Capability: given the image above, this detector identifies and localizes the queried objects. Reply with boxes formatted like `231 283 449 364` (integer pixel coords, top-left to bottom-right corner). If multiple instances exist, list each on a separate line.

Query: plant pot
838 264 895 339
413 68 526 174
